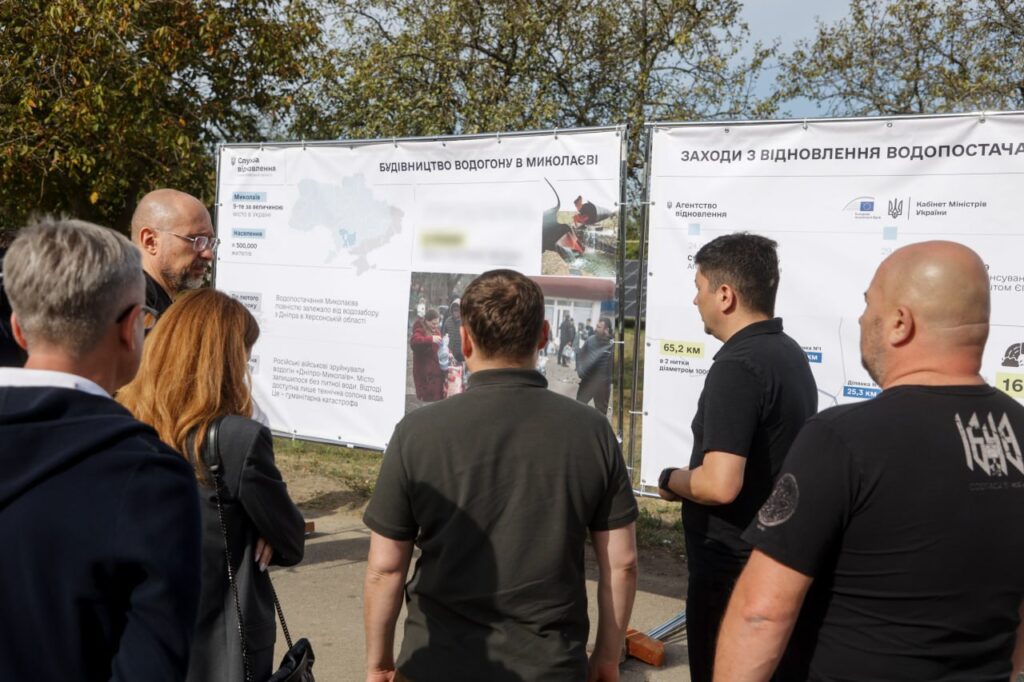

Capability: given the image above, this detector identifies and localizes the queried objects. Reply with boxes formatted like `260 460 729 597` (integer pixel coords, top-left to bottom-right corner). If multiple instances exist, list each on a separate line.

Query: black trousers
576 377 610 415
685 565 741 682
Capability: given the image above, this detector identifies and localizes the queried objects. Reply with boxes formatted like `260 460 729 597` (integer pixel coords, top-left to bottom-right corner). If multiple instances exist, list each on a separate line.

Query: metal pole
615 126 629 441
626 126 654 479
647 611 686 640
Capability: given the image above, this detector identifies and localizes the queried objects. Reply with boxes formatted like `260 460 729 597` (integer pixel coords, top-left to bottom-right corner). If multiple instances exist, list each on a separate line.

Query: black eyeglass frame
116 303 160 331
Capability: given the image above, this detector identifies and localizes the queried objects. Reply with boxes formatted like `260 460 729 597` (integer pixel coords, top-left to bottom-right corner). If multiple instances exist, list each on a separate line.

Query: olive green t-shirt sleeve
363 425 418 541
589 425 639 532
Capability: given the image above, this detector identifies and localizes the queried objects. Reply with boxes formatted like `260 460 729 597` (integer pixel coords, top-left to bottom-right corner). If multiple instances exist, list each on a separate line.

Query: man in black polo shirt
363 269 639 682
716 241 1024 681
657 233 817 682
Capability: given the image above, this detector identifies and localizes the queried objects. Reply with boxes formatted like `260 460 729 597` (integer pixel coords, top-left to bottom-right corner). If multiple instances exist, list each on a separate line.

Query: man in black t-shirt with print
657 233 817 682
716 241 1024 681
363 269 639 682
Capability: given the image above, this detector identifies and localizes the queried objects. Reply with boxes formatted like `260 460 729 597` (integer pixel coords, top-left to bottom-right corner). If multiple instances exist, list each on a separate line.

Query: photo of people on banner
540 179 618 277
406 273 616 418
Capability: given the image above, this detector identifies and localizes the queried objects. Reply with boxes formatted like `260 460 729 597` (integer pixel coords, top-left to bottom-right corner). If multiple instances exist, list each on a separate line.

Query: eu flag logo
860 201 874 211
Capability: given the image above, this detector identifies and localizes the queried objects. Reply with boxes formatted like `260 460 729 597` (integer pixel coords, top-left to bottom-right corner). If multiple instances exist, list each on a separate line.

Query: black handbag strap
268 570 294 649
205 418 254 682
204 418 296 682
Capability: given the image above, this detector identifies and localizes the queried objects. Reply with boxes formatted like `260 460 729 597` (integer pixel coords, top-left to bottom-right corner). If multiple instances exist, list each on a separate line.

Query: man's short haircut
461 269 545 359
694 232 779 317
425 309 440 322
3 217 142 356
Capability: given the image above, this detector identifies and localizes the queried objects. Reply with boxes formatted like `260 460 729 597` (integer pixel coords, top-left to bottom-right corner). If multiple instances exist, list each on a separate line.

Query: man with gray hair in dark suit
0 217 201 681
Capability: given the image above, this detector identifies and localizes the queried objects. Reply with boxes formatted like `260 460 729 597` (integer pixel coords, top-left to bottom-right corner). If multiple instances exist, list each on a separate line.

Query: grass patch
636 497 685 557
274 437 382 501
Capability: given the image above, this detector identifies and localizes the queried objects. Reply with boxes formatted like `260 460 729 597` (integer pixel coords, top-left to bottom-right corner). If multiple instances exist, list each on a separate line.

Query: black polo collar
714 318 783 360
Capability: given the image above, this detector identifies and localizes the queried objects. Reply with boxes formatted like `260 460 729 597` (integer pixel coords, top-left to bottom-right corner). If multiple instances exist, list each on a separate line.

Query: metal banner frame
212 110 1022 488
628 109 1024 495
213 124 630 451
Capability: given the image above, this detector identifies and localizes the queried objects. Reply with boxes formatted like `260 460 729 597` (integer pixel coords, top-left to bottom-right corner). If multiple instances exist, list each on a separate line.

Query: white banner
215 128 623 448
640 113 1024 487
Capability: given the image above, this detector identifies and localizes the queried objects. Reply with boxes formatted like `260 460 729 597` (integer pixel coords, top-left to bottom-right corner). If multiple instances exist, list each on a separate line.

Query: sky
740 0 854 117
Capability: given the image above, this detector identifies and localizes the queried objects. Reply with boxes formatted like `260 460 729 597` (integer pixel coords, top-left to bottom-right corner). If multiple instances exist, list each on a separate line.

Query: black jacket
576 333 612 382
559 319 576 344
442 314 464 363
186 415 305 682
0 386 201 681
144 270 174 320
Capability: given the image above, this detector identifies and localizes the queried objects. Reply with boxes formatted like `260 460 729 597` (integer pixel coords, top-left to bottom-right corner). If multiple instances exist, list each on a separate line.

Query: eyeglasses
158 229 221 253
116 304 159 332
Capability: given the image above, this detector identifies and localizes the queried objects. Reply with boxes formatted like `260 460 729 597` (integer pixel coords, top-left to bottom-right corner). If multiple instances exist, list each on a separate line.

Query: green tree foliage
781 0 1024 116
293 0 777 151
1 0 777 237
0 0 324 233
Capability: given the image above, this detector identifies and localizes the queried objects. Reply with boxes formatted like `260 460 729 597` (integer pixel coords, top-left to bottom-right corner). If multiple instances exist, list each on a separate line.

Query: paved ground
271 506 690 680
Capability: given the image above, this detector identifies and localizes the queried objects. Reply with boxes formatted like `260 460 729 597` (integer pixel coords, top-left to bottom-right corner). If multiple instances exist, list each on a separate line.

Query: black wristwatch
658 467 679 491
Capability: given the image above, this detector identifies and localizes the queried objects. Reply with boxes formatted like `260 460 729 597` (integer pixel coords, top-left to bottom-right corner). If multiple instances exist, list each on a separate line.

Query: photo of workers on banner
540 179 618 277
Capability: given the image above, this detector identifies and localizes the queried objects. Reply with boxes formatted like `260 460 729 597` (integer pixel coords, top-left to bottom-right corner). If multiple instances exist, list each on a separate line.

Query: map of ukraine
290 176 404 273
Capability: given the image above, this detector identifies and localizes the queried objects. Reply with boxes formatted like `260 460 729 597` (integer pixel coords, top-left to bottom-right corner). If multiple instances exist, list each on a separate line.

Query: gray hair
3 217 142 356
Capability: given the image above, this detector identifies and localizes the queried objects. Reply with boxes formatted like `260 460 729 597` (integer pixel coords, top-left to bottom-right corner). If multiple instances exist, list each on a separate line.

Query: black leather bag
266 637 315 682
205 419 316 682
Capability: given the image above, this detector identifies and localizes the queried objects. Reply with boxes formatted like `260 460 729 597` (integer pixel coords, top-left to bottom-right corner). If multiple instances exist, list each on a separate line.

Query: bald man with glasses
131 188 219 317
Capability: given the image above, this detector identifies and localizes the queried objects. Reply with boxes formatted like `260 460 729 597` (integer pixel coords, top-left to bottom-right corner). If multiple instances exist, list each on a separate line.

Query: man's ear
460 324 473 359
117 305 141 351
718 284 738 313
138 226 159 255
10 312 29 351
889 305 915 346
537 320 550 350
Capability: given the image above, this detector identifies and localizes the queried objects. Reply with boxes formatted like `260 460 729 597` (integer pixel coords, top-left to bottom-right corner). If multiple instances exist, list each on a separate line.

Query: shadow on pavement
286 531 371 567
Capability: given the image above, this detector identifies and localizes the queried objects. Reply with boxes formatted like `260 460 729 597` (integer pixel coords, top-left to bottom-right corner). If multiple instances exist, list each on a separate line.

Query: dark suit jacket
0 386 201 681
186 416 305 682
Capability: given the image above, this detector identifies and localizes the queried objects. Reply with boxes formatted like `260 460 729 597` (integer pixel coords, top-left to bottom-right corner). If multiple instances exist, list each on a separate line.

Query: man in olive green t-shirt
363 269 639 682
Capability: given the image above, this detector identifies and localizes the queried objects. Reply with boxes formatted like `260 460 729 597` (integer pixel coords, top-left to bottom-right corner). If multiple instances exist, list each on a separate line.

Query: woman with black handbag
118 288 306 681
